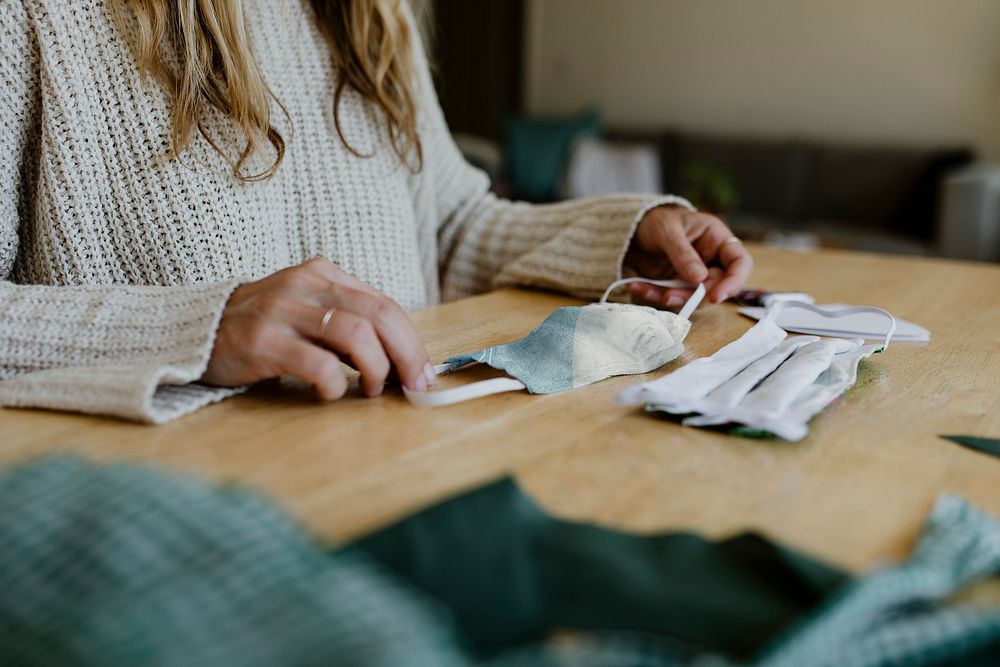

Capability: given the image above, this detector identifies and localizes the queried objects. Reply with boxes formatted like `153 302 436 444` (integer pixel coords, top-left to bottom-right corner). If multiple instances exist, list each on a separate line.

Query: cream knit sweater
0 0 684 423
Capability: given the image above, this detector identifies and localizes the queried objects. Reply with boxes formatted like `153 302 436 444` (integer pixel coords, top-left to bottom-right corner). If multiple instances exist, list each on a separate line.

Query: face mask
617 301 896 441
405 279 706 407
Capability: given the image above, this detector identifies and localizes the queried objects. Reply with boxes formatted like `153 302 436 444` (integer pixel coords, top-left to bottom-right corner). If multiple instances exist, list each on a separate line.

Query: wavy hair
111 0 423 182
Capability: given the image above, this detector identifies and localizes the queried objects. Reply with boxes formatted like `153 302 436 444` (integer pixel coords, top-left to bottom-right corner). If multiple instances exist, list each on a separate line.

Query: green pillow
504 110 601 201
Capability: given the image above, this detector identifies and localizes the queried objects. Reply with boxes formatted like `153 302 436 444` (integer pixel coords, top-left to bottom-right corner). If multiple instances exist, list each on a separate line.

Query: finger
628 281 666 305
630 284 694 310
693 217 736 264
313 309 391 397
656 220 709 283
324 284 431 392
275 337 348 401
702 266 726 297
302 257 385 298
625 251 675 281
659 288 695 309
297 259 432 391
713 244 754 303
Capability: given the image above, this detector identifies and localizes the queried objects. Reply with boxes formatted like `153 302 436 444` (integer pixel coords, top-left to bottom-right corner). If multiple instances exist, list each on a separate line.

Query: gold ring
723 236 742 246
318 307 337 338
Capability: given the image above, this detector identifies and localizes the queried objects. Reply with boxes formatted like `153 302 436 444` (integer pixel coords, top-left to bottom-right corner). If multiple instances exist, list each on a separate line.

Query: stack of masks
617 301 896 441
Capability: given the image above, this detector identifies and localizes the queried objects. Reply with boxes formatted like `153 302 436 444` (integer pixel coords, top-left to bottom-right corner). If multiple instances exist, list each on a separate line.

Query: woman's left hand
625 205 754 308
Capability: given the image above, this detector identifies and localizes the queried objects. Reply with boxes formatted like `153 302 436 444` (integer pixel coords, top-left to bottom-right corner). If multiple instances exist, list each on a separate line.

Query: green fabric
755 494 1000 666
0 456 466 667
504 110 600 201
354 477 845 659
0 455 998 667
941 434 1000 459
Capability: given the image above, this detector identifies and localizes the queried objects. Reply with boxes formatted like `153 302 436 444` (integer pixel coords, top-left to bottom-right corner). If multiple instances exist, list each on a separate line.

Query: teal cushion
504 110 601 201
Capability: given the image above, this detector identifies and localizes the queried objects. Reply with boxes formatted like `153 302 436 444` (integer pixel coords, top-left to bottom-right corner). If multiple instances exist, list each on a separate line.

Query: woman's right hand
201 258 435 400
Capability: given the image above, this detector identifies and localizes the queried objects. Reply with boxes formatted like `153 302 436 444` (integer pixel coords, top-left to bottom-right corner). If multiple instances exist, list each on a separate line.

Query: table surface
2 244 999 572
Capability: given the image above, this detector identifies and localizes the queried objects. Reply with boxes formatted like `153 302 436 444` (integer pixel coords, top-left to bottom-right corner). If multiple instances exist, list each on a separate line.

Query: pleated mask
617 299 897 441
405 279 705 407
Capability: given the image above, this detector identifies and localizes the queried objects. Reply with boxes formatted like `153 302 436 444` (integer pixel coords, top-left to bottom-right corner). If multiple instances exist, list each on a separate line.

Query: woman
0 0 752 423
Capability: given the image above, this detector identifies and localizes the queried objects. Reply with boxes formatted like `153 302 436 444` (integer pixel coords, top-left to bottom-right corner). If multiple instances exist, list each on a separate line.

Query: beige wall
524 0 1000 159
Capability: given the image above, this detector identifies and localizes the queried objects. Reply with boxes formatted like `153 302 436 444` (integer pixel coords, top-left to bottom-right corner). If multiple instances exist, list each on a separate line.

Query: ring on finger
318 307 337 338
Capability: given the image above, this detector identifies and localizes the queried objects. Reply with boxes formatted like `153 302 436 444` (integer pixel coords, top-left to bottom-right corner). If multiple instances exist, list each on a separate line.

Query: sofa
489 117 976 257
616 129 974 256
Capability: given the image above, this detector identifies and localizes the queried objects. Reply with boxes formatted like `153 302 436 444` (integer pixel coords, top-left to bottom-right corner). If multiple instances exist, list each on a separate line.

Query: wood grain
1 244 998 572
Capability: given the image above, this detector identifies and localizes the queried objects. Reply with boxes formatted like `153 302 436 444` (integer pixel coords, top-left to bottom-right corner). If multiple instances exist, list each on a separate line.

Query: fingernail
686 263 706 280
423 362 436 387
367 383 385 398
666 295 683 307
645 288 659 301
411 375 428 393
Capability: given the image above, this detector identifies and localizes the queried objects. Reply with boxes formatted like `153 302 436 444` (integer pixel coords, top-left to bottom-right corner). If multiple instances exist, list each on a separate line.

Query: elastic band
404 376 527 407
599 277 692 304
678 283 706 320
765 301 897 350
599 278 705 320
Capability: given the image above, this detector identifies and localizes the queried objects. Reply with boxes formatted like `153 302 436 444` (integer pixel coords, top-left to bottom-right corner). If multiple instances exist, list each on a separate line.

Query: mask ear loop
678 283 707 320
600 277 692 304
404 375 527 408
765 300 897 351
599 278 706 320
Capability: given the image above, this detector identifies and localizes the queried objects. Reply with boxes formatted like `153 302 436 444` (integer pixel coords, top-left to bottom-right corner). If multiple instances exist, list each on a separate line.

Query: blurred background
428 0 1000 262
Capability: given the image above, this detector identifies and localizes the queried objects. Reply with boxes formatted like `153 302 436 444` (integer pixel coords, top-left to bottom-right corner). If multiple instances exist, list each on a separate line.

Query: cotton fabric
442 302 690 395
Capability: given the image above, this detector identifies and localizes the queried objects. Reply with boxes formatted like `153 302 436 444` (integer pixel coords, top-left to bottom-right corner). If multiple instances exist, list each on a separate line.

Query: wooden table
1 245 998 572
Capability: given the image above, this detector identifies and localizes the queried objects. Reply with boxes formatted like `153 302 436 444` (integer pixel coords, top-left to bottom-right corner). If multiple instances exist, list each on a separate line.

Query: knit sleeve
404 6 694 302
0 2 242 423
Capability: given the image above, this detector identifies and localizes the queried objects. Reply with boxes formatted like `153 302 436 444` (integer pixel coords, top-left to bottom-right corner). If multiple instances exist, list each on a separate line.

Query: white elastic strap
599 278 705 320
678 283 706 320
766 301 897 350
405 376 527 407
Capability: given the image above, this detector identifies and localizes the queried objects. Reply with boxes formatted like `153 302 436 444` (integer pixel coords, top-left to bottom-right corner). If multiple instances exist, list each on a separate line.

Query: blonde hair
111 0 422 181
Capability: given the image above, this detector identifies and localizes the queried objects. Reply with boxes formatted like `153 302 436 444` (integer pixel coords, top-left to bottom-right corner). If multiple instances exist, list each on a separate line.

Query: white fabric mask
406 279 705 407
618 300 897 441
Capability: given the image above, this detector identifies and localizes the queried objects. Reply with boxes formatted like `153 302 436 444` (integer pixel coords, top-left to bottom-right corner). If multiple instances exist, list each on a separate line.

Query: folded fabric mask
405 279 706 407
617 300 897 441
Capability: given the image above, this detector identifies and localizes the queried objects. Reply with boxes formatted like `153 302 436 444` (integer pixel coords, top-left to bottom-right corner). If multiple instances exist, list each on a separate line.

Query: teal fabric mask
406 281 704 407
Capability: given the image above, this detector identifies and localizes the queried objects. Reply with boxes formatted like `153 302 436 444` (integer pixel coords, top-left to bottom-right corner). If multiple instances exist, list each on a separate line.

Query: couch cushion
503 110 601 201
804 146 973 240
806 146 927 226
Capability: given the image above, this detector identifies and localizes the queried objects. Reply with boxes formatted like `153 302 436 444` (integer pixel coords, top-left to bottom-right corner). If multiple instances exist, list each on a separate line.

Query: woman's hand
625 205 754 308
201 258 434 400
